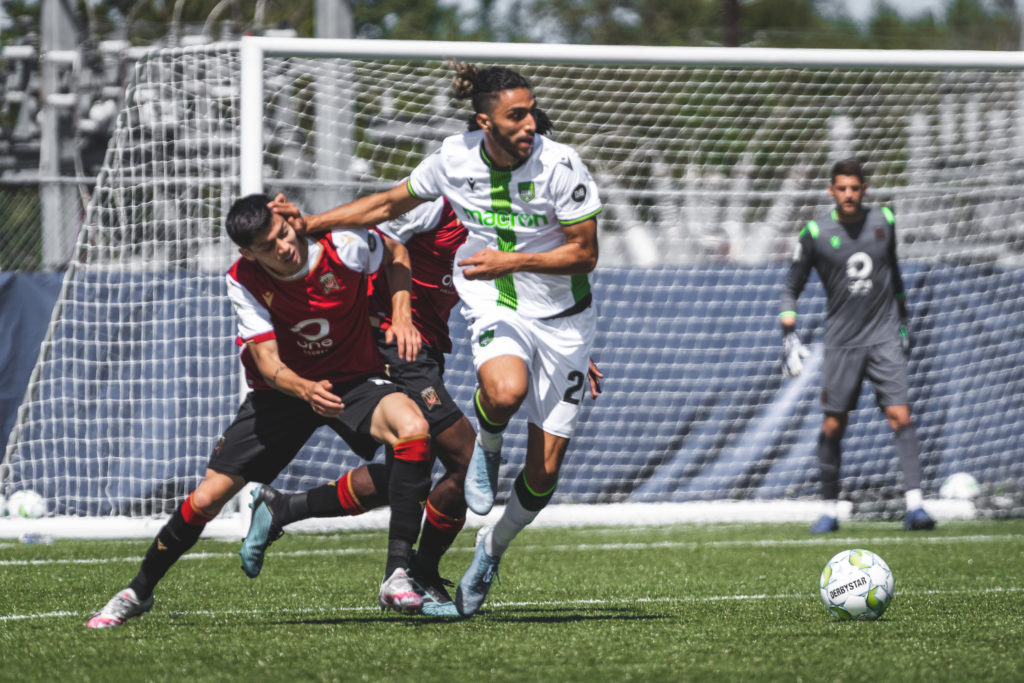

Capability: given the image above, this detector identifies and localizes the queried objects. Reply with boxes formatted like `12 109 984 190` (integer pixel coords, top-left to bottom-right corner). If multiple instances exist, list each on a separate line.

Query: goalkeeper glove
781 329 810 378
898 319 912 356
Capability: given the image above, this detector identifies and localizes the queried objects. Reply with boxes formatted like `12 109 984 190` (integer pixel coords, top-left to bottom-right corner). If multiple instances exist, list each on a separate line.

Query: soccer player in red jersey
240 196 476 617
87 193 432 628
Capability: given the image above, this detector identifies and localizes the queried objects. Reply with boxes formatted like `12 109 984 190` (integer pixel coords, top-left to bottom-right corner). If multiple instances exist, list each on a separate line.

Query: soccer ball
7 489 48 519
819 549 895 621
939 472 981 500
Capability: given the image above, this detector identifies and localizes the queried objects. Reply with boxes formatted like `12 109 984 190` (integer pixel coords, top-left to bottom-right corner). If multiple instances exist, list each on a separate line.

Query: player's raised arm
246 338 344 418
378 232 421 362
272 183 427 236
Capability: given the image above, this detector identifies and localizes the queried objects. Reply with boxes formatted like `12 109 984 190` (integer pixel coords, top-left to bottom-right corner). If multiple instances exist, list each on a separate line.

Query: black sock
385 459 432 577
292 485 337 521
514 469 555 512
385 437 432 578
474 388 507 435
416 508 464 574
128 503 205 600
817 432 842 501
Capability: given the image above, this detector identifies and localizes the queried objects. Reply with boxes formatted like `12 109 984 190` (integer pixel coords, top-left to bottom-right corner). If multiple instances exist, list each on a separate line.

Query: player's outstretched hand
587 358 603 399
268 194 307 233
307 379 344 418
781 331 810 378
898 319 912 356
385 320 422 362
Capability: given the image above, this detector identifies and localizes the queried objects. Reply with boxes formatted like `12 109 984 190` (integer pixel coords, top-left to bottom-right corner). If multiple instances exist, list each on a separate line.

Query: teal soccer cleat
456 526 501 617
409 552 460 618
239 484 285 578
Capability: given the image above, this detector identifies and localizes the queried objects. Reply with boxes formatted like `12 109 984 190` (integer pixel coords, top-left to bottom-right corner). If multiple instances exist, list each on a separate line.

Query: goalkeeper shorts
822 339 910 413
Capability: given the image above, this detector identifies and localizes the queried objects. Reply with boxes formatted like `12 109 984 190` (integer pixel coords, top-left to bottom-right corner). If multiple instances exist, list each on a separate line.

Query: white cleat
456 525 501 617
86 588 154 629
378 568 423 614
464 438 503 515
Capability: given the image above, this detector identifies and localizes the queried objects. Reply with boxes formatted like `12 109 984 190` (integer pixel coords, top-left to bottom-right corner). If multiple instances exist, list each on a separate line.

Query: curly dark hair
449 61 552 135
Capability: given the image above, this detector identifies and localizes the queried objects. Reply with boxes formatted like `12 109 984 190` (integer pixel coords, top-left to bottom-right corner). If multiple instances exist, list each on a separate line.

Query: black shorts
207 375 399 483
822 339 910 413
375 328 463 437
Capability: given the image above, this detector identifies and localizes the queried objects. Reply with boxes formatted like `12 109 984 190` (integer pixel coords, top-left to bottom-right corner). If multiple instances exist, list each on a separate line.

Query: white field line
0 532 1016 568
3 586 1022 623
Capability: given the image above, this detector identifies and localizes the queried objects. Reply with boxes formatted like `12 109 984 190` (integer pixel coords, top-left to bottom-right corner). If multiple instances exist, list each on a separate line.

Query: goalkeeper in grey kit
779 159 935 534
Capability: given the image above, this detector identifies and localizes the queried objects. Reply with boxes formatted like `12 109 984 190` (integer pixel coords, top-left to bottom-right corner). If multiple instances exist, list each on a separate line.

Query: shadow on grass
277 605 669 627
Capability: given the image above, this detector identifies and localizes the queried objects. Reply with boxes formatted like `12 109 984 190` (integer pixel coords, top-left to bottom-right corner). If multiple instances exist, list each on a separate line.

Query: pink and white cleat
86 588 154 629
378 568 423 614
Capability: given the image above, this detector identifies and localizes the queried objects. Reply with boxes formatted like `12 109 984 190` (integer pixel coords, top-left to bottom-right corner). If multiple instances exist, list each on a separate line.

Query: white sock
478 429 503 452
485 491 539 557
905 488 923 511
821 499 839 518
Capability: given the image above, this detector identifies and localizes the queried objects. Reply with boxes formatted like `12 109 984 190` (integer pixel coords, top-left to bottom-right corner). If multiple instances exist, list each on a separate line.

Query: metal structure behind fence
0 179 86 271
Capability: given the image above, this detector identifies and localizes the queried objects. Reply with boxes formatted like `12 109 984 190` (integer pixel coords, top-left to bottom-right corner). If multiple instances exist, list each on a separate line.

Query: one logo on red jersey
262 291 274 308
319 272 340 294
290 317 333 355
420 386 441 411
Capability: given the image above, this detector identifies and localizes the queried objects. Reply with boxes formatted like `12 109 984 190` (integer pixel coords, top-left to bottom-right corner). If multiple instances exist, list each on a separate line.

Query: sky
843 0 949 24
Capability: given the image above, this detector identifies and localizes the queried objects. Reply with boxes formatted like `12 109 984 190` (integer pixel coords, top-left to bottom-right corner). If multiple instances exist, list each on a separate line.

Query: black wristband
781 322 796 336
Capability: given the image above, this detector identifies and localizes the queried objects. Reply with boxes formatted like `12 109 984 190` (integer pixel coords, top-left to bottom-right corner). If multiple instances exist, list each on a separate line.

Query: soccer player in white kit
273 62 601 616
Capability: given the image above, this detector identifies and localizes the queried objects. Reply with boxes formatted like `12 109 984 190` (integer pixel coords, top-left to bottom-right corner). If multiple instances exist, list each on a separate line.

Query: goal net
3 39 1024 534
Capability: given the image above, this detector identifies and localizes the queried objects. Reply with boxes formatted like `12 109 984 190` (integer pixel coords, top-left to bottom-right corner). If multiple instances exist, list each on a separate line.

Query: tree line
1 0 1020 51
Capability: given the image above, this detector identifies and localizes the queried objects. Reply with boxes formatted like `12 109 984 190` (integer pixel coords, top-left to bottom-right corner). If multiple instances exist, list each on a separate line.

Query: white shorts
467 306 596 439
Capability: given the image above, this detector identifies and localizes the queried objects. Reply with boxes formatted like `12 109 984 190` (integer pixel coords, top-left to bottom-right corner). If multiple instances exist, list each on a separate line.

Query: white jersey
407 130 601 319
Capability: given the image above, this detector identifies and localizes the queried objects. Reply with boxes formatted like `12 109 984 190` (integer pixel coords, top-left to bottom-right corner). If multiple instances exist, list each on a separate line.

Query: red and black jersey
368 199 467 353
226 229 386 390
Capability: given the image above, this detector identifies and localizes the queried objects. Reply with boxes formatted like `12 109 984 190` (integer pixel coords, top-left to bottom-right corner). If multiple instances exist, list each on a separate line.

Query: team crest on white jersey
319 272 340 293
419 386 441 411
518 181 535 202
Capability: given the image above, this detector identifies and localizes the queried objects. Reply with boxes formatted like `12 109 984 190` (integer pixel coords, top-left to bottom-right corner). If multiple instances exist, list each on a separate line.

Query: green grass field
2 519 1023 682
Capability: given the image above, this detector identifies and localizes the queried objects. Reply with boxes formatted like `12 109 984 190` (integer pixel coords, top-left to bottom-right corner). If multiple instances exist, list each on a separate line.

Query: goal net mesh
3 41 1023 521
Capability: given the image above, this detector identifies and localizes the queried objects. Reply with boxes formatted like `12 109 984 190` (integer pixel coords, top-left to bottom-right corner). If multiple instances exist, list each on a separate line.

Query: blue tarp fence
1 264 1021 513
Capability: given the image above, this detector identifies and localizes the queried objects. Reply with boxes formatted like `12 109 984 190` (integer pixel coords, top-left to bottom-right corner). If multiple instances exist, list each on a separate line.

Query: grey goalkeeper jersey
781 205 906 349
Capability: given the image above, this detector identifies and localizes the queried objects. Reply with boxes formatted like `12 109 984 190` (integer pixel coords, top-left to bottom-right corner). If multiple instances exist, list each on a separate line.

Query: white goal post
3 38 1024 538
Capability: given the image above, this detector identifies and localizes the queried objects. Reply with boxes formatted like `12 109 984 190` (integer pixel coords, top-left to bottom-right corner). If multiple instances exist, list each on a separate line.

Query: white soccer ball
819 548 895 621
939 472 981 500
7 489 48 519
